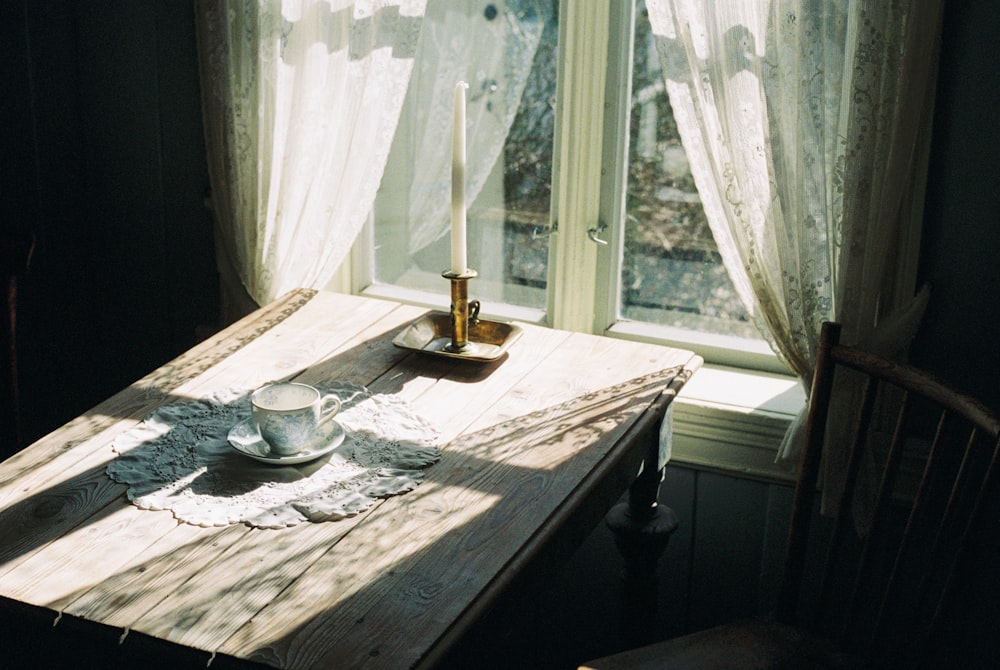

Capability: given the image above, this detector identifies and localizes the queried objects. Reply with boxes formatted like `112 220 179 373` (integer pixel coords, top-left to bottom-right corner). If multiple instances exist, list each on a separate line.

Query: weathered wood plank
59 523 244 625
217 330 695 668
95 302 435 650
38 299 427 631
0 505 183 610
127 522 350 651
0 291 395 513
0 292 405 607
335 392 671 668
320 350 697 669
0 292 702 670
122 316 572 657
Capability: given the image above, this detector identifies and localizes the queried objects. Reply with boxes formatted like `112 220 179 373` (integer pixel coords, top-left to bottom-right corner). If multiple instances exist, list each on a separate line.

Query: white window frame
336 0 805 482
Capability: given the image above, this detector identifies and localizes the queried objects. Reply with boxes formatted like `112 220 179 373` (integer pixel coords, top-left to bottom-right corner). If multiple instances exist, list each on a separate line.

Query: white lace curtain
194 0 426 311
400 0 550 254
647 1 941 476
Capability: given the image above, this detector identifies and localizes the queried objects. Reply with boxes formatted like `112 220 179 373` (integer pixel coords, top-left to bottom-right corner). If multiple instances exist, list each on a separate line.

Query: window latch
531 221 558 240
587 221 608 246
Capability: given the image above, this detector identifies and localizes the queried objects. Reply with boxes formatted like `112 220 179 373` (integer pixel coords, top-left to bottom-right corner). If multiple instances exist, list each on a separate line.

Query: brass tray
392 312 523 362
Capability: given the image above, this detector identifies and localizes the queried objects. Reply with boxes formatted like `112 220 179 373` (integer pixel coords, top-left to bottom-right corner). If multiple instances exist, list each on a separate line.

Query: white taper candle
451 81 469 274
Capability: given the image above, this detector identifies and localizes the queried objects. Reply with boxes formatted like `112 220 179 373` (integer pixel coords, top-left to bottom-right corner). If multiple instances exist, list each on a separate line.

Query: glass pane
621 2 760 341
372 0 557 312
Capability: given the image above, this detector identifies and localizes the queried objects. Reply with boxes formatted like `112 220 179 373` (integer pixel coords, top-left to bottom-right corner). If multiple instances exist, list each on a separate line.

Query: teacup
250 382 342 456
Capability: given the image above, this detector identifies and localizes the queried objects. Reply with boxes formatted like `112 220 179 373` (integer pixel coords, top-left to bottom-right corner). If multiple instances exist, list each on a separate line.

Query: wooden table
0 290 701 669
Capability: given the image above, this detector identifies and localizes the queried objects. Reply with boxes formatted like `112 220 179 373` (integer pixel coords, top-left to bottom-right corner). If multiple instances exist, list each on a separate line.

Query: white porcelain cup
250 382 342 456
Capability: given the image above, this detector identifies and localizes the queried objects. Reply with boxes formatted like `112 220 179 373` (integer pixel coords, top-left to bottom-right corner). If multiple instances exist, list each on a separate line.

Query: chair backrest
777 321 1000 666
1 232 35 455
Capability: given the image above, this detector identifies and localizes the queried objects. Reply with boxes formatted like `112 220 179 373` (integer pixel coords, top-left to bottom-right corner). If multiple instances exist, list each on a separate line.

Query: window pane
372 1 557 312
621 3 760 341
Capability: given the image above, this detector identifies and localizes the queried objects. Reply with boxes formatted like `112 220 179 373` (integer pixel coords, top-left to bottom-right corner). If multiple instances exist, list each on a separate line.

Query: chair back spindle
782 322 1000 666
581 321 1000 669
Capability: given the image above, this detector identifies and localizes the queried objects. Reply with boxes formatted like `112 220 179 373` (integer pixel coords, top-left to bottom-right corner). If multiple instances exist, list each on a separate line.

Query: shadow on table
0 307 686 669
0 303 482 561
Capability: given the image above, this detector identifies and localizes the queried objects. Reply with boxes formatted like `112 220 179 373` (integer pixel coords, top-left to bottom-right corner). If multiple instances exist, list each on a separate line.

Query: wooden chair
581 321 1000 669
1 232 35 456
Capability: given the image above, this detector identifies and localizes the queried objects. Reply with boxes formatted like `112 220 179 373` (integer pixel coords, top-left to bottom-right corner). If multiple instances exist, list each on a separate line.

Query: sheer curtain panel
195 0 426 314
646 0 941 484
400 0 550 256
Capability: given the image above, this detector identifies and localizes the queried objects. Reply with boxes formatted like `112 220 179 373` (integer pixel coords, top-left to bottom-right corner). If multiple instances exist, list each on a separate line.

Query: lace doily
107 382 440 529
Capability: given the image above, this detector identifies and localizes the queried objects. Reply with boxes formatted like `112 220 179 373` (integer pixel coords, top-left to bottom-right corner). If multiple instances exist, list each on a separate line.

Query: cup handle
318 394 341 425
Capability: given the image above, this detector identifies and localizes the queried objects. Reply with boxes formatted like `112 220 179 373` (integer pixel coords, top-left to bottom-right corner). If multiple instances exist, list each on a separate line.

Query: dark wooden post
606 406 679 647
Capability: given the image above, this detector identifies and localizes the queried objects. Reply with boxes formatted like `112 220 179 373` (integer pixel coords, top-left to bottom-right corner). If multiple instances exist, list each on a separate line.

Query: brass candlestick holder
391 267 524 362
442 269 480 353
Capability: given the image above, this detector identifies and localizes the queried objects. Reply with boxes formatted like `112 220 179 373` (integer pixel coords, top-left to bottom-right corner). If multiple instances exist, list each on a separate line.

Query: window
619 5 762 350
366 0 554 322
356 0 783 373
345 0 803 481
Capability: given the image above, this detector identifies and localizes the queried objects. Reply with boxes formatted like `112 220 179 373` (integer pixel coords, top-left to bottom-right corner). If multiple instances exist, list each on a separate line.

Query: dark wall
2 0 218 443
913 0 1000 407
2 0 998 445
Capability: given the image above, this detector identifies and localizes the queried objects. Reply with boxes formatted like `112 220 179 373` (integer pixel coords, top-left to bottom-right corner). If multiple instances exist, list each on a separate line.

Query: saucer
227 418 346 465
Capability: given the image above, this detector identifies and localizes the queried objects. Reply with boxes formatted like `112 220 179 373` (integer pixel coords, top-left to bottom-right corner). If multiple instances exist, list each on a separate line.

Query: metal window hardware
587 221 608 245
531 221 559 240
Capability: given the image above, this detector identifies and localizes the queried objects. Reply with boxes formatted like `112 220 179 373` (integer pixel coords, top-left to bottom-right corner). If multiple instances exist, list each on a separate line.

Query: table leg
605 416 678 645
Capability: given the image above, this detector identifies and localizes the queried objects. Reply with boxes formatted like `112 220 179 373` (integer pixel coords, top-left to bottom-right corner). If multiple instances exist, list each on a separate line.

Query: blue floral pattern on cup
251 382 341 456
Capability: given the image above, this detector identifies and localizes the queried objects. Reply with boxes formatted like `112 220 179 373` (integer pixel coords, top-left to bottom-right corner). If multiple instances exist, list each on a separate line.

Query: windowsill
607 319 789 375
605 322 803 483
671 364 803 483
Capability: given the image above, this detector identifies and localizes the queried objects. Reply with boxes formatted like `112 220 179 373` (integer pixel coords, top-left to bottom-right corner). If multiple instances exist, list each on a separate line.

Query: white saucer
227 418 346 465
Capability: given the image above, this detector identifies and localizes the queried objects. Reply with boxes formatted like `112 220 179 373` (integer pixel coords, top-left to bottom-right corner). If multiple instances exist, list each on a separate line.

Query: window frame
348 1 785 373
336 0 803 481
549 0 787 374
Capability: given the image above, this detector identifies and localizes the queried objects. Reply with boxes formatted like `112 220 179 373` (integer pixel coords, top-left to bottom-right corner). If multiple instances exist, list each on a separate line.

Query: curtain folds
401 1 550 255
646 0 942 500
195 0 427 309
